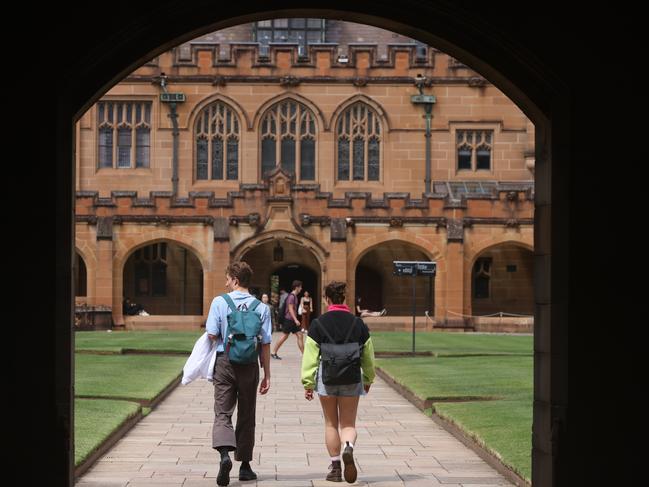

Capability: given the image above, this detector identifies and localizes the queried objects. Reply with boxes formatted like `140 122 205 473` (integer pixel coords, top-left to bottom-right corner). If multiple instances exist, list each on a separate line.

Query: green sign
160 93 186 103
410 94 436 104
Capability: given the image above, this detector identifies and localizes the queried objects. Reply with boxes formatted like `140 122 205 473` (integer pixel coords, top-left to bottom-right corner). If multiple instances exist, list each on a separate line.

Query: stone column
208 217 231 313
95 217 116 321
443 218 466 327
329 218 348 304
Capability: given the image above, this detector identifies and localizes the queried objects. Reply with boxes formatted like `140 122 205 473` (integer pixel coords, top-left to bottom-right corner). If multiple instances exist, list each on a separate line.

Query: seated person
355 297 386 318
122 297 150 316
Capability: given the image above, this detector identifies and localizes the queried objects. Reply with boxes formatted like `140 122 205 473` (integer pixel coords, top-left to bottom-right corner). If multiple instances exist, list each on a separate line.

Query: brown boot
326 460 342 482
342 444 357 483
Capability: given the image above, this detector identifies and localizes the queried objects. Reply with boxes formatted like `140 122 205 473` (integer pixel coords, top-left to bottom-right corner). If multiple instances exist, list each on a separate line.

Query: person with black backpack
300 281 376 484
206 261 272 486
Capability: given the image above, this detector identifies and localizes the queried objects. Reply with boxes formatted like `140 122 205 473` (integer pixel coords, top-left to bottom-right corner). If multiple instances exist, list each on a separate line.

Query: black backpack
313 317 362 385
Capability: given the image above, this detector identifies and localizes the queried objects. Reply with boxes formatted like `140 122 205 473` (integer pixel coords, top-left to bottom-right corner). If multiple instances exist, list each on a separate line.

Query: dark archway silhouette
43 3 643 486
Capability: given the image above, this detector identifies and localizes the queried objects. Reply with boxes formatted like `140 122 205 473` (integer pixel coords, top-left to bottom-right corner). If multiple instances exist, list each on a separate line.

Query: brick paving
75 332 514 486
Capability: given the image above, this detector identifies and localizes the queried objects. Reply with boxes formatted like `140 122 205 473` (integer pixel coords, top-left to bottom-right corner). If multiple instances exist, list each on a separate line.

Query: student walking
301 281 376 483
271 280 304 359
206 261 272 486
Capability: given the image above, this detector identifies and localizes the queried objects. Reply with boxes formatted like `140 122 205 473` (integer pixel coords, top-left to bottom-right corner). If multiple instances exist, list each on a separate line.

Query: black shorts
281 318 301 334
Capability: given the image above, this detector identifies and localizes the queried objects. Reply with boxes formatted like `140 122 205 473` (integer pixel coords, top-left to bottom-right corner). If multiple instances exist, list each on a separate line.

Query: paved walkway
76 332 514 486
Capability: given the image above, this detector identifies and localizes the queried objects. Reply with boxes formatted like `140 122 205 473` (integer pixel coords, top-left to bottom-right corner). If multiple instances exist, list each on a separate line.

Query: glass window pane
261 137 276 177
290 18 305 28
274 19 288 28
307 19 322 28
117 127 132 167
368 137 380 181
300 138 315 180
152 261 167 296
338 138 350 181
99 128 113 168
476 148 491 170
135 127 150 168
226 137 238 180
196 138 208 179
458 148 472 170
352 137 364 180
257 20 271 27
274 30 288 41
211 137 223 179
281 138 296 174
474 275 489 299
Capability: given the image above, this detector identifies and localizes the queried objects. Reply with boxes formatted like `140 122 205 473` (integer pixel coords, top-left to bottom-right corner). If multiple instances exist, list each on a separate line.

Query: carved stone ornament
446 218 464 242
389 218 403 227
352 77 368 87
96 216 113 241
301 214 311 226
212 76 227 86
506 191 519 201
330 218 347 241
248 213 261 226
279 75 300 87
468 76 488 87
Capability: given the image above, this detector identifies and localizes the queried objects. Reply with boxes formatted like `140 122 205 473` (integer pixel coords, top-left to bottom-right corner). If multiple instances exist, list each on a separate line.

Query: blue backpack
222 294 264 365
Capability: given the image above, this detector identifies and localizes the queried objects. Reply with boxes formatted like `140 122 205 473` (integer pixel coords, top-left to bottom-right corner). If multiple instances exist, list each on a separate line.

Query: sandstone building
74 19 534 331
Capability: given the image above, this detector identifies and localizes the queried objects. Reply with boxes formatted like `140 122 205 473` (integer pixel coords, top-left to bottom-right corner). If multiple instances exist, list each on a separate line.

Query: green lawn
75 353 187 401
371 331 532 355
75 399 141 465
75 330 202 353
374 332 532 482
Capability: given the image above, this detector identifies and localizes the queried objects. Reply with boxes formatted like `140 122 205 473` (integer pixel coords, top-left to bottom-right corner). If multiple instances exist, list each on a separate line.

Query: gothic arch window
260 100 316 181
473 257 492 299
336 103 381 182
195 101 240 180
456 129 493 172
134 243 168 297
97 101 151 169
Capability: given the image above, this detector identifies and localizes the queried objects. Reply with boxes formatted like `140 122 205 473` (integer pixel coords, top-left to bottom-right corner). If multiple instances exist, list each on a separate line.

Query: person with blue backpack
206 261 272 486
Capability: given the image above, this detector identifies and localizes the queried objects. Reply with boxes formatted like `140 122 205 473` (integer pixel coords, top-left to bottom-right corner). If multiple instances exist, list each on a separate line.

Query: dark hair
324 281 347 304
291 280 303 290
226 261 253 288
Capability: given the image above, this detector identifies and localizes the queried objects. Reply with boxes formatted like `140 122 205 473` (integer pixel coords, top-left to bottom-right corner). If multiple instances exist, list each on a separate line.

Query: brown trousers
212 353 260 461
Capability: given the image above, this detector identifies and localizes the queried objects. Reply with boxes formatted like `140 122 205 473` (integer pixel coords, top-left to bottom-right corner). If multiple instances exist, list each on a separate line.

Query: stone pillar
443 218 466 327
95 217 115 320
329 218 348 305
209 217 231 314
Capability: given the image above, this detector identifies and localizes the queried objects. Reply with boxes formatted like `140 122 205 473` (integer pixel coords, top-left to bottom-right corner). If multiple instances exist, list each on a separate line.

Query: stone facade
74 21 534 330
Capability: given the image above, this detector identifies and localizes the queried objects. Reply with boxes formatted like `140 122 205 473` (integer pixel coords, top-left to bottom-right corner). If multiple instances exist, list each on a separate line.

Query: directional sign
160 93 186 103
410 94 436 104
393 261 436 276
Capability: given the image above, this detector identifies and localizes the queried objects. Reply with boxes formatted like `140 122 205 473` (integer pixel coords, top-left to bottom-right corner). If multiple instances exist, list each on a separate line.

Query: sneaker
326 460 342 482
271 353 282 360
380 309 387 316
342 444 357 483
216 456 232 486
238 462 258 481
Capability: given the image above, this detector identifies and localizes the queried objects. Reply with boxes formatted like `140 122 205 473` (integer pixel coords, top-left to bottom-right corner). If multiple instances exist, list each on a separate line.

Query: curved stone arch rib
350 234 442 272
230 230 329 269
465 238 533 271
329 94 392 135
251 92 327 132
187 94 251 133
113 233 209 277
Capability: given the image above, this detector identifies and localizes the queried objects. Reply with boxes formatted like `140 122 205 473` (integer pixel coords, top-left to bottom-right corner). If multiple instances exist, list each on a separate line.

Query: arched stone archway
74 251 87 299
236 232 324 318
468 242 534 317
122 241 204 316
48 2 619 483
354 239 435 317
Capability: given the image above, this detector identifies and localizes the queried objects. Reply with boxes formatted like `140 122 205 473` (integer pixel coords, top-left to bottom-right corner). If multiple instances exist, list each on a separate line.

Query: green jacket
300 335 376 390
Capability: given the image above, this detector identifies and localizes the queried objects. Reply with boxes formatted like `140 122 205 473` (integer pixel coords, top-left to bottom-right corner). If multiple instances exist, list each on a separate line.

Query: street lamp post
411 74 436 194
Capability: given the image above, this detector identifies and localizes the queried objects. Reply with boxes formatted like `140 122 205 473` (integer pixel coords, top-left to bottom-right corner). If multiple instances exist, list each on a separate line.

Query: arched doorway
239 236 322 319
355 241 434 316
471 244 534 317
50 2 603 485
123 241 203 315
74 251 87 298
